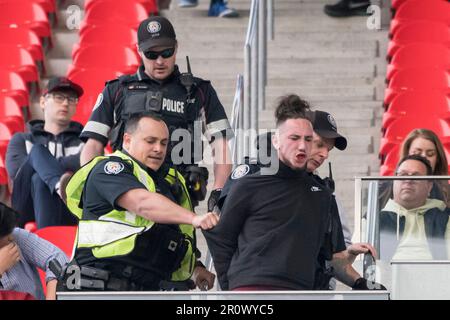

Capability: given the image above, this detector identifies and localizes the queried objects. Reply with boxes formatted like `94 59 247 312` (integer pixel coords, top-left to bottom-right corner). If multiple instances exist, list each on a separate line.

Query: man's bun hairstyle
275 94 312 127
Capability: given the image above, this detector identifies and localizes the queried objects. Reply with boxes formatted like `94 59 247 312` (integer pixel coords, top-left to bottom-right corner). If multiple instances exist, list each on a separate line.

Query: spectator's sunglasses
143 47 176 60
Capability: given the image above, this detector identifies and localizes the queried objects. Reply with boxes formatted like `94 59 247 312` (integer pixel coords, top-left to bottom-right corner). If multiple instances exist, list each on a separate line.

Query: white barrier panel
391 261 450 300
57 290 389 300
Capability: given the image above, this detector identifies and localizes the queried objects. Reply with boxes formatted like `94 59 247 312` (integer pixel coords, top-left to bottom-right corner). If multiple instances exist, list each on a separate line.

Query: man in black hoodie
204 95 337 290
6 77 84 228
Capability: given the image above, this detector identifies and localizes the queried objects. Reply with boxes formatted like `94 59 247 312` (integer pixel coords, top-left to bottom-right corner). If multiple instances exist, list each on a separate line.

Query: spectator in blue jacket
6 77 84 229
0 202 68 300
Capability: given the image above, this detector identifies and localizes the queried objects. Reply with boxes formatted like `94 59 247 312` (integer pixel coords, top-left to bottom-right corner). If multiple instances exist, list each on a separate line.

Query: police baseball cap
43 77 83 98
312 110 347 150
138 16 177 52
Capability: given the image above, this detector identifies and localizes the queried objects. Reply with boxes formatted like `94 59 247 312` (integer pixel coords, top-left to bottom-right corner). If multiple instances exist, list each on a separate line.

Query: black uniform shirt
80 65 232 146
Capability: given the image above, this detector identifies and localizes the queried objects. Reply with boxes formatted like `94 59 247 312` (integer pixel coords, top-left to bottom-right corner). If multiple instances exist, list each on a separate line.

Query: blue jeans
11 144 77 228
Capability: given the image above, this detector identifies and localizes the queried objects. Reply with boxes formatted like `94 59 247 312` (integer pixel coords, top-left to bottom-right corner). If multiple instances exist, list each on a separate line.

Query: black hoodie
203 160 334 290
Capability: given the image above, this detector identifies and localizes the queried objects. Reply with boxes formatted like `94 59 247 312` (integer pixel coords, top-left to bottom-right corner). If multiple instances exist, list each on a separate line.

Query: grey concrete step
45 59 71 77
49 31 79 59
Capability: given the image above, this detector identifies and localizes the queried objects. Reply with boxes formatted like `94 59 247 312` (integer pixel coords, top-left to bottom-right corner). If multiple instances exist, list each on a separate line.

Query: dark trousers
11 144 77 228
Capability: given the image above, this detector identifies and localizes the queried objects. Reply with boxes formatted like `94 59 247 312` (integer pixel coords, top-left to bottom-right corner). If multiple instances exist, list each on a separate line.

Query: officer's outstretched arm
117 188 219 229
80 138 104 166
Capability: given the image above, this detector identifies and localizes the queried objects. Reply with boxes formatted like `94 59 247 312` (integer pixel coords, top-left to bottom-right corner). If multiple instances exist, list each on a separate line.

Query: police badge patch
104 161 125 175
147 21 161 33
92 93 103 111
231 164 250 180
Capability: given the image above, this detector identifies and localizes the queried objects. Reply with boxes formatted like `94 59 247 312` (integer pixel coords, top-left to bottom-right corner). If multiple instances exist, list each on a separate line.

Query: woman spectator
379 128 450 207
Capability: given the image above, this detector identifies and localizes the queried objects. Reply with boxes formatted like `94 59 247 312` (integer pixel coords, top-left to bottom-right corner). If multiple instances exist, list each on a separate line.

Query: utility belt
56 260 194 291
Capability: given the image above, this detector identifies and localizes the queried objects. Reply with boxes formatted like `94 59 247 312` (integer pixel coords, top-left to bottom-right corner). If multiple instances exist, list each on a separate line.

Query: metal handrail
241 0 273 160
229 74 244 165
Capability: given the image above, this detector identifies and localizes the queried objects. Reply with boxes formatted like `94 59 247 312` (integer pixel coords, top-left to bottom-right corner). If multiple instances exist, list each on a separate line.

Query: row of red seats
0 1 60 185
379 0 450 175
67 0 158 125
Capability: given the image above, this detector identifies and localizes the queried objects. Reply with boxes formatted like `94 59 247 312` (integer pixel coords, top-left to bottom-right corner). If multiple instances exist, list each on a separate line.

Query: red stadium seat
390 0 450 36
384 68 450 108
0 95 25 133
67 45 139 76
24 221 38 233
73 26 137 60
391 0 447 11
387 21 450 59
35 226 77 293
0 0 57 17
382 92 450 129
67 68 124 91
79 2 148 35
386 43 450 81
67 68 127 125
0 122 13 185
0 27 44 65
0 290 35 300
0 71 30 108
0 46 40 85
84 0 158 14
0 2 51 41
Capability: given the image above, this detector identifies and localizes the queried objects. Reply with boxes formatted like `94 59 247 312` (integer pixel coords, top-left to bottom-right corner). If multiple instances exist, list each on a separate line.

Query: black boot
324 0 371 17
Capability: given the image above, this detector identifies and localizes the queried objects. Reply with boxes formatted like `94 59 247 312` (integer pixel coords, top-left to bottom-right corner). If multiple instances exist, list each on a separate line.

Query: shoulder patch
231 164 250 180
104 161 125 175
92 93 104 111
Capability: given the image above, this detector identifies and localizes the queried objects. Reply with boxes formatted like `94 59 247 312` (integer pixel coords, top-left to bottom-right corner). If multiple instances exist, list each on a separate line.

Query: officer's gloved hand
352 277 387 290
207 189 222 212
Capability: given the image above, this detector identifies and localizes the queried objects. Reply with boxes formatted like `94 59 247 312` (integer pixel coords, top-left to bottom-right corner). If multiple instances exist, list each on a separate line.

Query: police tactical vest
66 150 197 281
110 73 207 162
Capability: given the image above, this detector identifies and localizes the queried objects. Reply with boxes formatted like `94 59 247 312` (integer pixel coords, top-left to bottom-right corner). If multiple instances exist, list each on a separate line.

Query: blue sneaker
179 0 198 8
208 2 239 18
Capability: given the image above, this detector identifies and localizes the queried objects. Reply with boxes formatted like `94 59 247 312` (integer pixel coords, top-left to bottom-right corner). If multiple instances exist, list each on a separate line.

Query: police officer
80 16 232 213
65 112 219 291
307 110 384 290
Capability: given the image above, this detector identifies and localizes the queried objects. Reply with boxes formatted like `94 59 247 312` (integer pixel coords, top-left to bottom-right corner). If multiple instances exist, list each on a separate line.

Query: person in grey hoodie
380 154 450 261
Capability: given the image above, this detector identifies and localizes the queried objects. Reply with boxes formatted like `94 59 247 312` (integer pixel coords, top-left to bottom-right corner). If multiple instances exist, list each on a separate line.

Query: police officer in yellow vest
65 112 219 291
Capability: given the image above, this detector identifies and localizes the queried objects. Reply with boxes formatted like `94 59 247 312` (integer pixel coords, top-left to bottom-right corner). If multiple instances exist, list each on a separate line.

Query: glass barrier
354 176 450 299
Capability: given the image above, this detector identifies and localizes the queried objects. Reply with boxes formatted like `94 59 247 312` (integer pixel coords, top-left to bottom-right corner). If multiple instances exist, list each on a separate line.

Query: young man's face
40 89 78 126
122 117 169 171
140 45 177 81
307 132 335 172
272 118 313 170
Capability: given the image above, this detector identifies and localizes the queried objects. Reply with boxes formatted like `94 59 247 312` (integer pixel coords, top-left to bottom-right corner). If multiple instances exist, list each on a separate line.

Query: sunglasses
143 47 176 60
